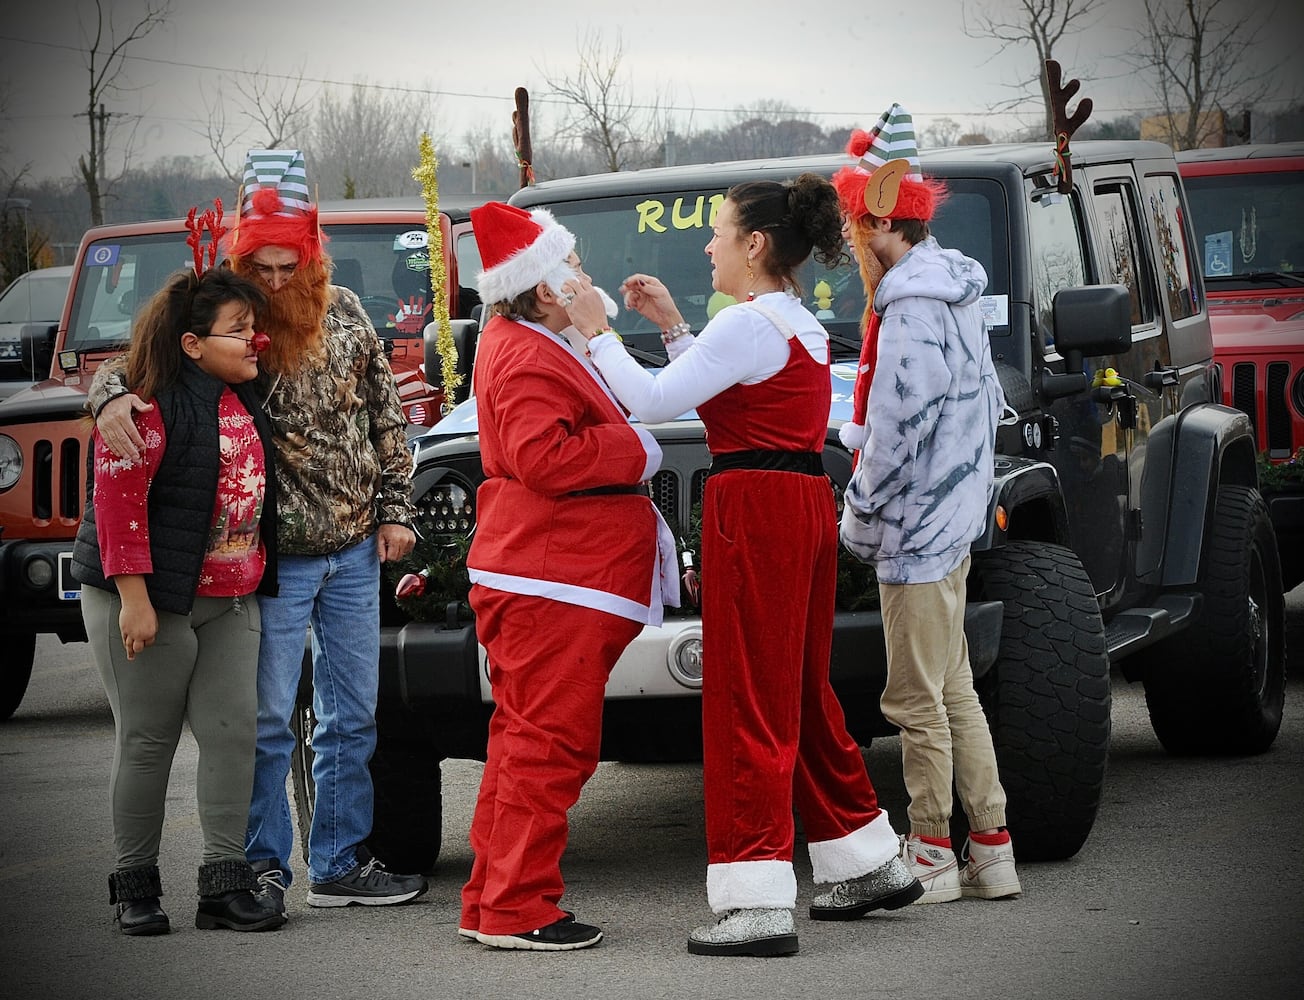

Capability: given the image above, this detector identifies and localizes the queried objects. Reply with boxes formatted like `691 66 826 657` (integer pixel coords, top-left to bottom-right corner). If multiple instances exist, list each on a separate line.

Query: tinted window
1092 184 1151 326
1027 190 1088 353
0 270 70 324
1182 169 1303 278
1143 173 1200 320
535 178 1009 361
323 223 437 335
67 237 190 351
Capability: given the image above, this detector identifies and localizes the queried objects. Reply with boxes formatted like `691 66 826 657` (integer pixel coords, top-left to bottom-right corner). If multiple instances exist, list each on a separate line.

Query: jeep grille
29 435 84 521
1230 360 1296 459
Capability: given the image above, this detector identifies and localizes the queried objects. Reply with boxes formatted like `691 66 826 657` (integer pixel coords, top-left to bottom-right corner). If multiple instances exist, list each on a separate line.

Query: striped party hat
832 103 943 222
240 149 313 215
855 104 923 182
228 148 325 262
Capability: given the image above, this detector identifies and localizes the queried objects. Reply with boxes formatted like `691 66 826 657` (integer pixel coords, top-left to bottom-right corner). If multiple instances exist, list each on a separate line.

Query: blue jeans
246 536 380 886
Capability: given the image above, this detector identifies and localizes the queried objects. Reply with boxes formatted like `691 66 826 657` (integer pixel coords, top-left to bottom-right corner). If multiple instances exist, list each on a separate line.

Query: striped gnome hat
832 103 945 222
227 148 325 262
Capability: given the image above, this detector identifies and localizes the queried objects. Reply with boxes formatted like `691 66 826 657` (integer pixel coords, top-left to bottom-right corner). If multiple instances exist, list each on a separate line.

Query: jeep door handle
1143 366 1179 390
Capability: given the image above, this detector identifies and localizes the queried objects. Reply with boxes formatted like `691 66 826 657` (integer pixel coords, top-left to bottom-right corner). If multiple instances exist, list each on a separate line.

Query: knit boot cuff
197 859 259 896
109 864 163 904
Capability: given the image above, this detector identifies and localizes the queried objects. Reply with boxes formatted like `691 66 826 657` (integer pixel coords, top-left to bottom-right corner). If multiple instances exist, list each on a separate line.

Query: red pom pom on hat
846 129 873 158
250 186 285 216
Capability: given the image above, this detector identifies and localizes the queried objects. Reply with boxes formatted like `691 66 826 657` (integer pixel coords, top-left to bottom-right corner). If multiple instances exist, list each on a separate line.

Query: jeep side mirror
19 323 57 380
1040 285 1133 401
424 317 479 408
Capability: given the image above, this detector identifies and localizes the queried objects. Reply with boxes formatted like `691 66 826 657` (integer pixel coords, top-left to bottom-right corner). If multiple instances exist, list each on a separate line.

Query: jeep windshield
1182 170 1304 286
538 181 1009 363
65 223 449 355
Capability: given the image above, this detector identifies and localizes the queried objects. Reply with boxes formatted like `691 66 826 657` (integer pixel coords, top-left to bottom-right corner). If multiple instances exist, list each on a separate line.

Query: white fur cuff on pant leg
807 809 901 884
706 859 797 913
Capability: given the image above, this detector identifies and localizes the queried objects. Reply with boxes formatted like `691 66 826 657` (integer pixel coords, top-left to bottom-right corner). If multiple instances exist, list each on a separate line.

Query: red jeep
0 197 482 719
1178 142 1304 590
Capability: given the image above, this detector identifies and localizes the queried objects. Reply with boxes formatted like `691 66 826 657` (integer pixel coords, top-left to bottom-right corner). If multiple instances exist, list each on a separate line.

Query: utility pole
76 103 114 225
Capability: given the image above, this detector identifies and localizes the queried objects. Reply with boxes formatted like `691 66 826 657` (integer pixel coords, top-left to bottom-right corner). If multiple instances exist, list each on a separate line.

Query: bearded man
91 149 427 915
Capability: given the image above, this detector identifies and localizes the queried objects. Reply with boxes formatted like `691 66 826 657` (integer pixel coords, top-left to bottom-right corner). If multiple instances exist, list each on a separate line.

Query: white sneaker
959 836 1022 900
901 836 962 904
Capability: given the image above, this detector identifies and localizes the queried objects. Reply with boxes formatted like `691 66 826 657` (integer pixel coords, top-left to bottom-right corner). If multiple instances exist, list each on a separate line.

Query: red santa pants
460 586 642 935
702 469 886 911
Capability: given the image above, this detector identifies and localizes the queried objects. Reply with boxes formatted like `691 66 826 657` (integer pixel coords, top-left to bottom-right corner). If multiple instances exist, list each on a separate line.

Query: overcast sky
3 0 1301 183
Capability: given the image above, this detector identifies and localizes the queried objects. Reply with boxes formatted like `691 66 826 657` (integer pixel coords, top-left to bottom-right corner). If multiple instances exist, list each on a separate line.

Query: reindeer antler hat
832 103 946 222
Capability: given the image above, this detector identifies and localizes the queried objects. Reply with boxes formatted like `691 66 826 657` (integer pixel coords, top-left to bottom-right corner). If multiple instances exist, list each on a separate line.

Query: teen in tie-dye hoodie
839 235 1005 585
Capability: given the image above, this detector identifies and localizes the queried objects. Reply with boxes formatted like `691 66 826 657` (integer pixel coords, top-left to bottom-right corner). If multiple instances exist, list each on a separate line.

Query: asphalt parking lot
1 587 1301 1000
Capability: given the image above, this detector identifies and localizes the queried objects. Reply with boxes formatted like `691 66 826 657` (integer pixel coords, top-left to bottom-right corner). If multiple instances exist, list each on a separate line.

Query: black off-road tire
1143 486 1285 755
367 701 444 876
0 632 37 721
289 697 444 875
969 542 1111 862
289 698 316 868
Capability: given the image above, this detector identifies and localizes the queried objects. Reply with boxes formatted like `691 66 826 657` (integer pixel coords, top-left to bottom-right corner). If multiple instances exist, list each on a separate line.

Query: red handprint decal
388 295 432 334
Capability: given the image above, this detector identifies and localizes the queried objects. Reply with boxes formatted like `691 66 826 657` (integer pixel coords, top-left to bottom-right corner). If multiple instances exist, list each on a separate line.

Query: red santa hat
226 148 325 263
471 202 577 304
832 103 946 222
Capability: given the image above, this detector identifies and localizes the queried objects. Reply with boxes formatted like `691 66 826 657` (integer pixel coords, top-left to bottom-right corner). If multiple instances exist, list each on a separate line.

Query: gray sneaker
809 855 924 920
687 908 798 957
305 850 427 908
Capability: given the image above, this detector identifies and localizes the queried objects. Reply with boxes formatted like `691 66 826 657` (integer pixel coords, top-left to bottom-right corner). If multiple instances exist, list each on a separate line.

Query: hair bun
846 129 872 158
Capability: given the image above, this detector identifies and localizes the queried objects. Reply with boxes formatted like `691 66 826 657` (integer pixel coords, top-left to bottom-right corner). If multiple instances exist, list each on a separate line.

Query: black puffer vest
71 358 279 614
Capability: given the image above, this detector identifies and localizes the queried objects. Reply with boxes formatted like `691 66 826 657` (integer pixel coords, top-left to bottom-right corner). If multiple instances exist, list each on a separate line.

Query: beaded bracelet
661 322 691 344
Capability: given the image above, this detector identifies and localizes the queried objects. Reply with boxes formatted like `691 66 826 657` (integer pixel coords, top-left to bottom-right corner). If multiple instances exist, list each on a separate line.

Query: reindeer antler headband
184 200 227 276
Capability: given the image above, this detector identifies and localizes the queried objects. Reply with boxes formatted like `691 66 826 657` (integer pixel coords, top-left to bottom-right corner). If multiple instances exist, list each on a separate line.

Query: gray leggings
81 586 261 870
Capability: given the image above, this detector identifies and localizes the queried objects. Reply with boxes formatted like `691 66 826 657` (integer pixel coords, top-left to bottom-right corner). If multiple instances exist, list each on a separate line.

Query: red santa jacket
467 314 670 624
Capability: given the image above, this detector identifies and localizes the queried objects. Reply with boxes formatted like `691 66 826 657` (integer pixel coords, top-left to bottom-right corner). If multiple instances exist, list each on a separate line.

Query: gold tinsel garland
412 133 462 411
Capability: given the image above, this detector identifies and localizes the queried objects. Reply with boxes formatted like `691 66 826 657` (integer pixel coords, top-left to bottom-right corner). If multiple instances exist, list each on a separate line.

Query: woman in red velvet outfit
572 174 921 957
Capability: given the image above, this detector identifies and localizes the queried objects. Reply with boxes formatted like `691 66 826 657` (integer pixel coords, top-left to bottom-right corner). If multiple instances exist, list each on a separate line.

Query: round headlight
667 628 704 689
0 434 22 491
413 469 477 539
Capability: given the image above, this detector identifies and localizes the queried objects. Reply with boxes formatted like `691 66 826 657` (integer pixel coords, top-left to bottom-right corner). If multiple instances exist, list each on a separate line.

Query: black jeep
294 141 1284 875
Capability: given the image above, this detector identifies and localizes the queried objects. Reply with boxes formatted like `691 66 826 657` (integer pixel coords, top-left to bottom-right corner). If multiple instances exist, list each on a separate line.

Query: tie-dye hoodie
840 236 1004 584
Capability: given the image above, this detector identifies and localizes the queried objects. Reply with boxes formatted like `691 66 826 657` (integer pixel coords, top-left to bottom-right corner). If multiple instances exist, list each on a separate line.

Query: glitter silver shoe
809 855 924 920
686 907 798 957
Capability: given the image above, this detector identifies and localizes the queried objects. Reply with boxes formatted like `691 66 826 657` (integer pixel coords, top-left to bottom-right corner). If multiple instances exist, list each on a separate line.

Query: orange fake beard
847 219 885 331
232 254 331 375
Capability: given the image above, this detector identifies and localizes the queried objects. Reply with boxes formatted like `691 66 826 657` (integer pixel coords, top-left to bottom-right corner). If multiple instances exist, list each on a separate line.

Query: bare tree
305 81 443 199
541 29 669 172
1133 0 1277 150
76 0 173 225
963 0 1106 141
921 117 963 148
202 65 316 183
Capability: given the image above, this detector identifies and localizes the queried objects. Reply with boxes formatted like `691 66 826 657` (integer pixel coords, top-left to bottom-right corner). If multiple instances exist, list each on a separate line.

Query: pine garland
1258 446 1304 492
411 133 462 411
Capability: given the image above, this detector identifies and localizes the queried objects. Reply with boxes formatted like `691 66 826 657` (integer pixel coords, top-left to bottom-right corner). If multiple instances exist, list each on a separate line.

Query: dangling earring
745 257 755 301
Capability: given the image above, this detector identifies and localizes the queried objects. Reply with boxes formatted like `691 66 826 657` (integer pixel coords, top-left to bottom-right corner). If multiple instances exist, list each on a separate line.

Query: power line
0 31 1055 121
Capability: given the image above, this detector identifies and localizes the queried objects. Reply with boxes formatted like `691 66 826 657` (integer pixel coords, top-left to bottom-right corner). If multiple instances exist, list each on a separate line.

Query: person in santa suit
459 201 678 952
568 173 921 958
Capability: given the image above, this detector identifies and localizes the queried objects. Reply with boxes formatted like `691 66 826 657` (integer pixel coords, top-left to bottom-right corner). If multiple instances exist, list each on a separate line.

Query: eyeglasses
205 332 271 352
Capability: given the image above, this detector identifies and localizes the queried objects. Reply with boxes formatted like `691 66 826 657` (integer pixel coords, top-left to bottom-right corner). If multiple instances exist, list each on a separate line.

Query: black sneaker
476 914 603 951
251 858 289 918
304 850 428 908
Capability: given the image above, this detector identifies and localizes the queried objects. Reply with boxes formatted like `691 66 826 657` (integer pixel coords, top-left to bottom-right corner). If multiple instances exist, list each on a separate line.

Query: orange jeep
0 197 482 718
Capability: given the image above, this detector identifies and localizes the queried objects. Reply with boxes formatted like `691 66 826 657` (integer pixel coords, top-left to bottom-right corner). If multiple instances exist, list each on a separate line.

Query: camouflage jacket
90 286 416 556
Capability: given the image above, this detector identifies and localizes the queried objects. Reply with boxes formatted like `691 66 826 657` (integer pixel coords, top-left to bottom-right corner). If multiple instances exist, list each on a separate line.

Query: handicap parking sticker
1204 231 1232 276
